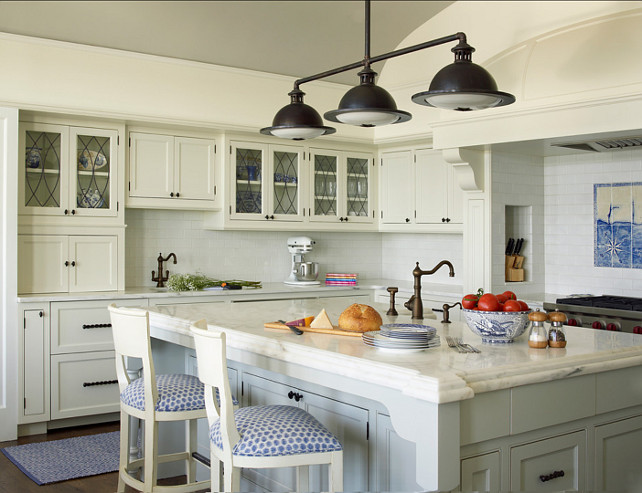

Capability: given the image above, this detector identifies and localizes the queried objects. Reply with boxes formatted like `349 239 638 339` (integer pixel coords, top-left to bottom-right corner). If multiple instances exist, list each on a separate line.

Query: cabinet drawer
51 351 120 419
510 430 586 491
51 299 146 354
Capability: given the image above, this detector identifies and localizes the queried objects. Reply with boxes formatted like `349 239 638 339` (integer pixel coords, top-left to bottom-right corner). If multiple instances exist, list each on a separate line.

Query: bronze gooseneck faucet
404 261 455 319
152 252 177 288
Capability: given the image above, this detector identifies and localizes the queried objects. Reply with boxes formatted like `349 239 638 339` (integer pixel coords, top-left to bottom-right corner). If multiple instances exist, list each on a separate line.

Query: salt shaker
528 310 549 349
548 310 567 348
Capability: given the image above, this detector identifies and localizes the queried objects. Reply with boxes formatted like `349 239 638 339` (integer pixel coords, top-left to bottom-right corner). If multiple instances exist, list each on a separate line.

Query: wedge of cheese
310 308 334 329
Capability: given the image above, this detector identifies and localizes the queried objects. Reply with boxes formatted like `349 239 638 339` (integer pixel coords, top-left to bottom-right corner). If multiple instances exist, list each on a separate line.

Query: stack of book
325 273 358 286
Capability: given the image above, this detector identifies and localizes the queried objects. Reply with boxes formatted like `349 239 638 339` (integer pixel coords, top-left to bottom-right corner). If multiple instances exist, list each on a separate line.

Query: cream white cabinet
128 131 218 209
18 235 118 294
375 412 422 492
380 148 463 231
594 415 642 491
309 148 374 225
19 122 120 221
229 141 305 223
19 304 50 424
242 372 369 493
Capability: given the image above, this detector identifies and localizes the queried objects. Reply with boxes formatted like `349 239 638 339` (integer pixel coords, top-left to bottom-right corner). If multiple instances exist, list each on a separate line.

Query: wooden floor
0 422 207 493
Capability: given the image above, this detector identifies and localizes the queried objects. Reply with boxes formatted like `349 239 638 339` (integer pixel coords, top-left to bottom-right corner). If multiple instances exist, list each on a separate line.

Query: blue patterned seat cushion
121 374 239 412
209 405 342 457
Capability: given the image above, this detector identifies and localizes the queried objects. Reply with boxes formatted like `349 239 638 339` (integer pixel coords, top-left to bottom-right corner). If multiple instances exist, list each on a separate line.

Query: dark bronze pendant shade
260 89 335 140
324 68 411 127
411 40 516 111
261 0 515 140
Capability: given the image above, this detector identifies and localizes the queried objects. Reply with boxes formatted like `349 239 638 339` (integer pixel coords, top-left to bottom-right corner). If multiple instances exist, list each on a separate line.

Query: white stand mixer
284 236 320 286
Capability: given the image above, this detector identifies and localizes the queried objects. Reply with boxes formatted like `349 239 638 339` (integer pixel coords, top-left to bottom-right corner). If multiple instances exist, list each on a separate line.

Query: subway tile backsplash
124 210 464 288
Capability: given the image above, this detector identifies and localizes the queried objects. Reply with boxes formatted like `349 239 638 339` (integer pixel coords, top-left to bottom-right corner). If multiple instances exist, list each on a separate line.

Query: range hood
551 136 642 152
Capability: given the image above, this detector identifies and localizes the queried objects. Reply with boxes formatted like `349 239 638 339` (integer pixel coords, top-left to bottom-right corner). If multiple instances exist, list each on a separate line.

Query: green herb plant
166 273 262 292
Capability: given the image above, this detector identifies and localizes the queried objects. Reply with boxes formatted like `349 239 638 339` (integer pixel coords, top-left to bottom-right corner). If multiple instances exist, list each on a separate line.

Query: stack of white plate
362 323 439 352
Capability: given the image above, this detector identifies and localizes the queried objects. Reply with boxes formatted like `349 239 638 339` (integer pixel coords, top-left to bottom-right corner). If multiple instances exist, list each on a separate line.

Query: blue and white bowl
78 150 108 170
77 188 105 208
462 308 531 344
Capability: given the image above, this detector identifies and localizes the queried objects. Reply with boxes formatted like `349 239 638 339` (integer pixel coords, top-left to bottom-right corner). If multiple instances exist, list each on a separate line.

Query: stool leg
296 465 309 492
186 419 197 483
209 443 221 492
329 451 343 493
117 410 128 493
143 420 158 492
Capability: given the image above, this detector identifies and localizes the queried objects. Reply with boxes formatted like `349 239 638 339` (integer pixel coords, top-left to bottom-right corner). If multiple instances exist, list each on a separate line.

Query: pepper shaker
548 310 567 348
528 309 549 348
386 287 398 316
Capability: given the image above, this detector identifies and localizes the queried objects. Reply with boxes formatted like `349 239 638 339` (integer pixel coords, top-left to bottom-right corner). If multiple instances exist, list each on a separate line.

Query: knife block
505 255 525 282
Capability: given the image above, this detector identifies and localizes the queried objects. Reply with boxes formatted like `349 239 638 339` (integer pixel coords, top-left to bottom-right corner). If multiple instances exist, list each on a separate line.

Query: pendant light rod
292 31 465 91
364 0 371 67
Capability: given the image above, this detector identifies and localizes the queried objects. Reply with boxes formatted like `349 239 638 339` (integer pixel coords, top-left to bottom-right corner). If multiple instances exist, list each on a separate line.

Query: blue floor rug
1 431 119 485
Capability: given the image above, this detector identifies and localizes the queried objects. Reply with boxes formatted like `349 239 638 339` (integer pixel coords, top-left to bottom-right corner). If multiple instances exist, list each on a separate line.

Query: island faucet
152 252 177 288
404 261 455 319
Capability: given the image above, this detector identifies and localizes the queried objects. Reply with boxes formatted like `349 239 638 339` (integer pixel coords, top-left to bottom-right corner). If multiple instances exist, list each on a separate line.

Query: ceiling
0 1 453 85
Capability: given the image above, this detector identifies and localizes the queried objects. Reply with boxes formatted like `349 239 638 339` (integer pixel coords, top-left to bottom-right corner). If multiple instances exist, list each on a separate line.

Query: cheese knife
278 320 303 335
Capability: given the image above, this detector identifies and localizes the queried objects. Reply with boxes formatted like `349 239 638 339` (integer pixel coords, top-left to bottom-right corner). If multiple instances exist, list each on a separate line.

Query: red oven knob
633 326 642 334
567 318 579 326
606 323 620 331
592 321 605 330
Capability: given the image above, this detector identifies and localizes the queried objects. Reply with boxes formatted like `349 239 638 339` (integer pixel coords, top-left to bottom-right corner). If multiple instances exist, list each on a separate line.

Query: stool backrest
190 320 241 454
108 304 157 407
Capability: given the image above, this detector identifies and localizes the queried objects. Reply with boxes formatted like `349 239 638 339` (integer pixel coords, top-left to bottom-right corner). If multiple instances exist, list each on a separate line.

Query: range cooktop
555 295 642 312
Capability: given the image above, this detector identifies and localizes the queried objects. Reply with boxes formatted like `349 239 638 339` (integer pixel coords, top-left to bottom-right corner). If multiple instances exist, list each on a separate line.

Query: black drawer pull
287 390 303 402
540 470 565 482
83 379 118 387
82 323 112 330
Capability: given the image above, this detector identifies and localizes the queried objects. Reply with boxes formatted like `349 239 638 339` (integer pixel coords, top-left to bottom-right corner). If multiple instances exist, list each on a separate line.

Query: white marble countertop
146 297 642 405
16 279 463 303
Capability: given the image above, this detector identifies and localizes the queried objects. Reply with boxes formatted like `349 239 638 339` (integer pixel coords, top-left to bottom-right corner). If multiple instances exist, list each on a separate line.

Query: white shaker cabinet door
18 235 68 294
174 136 216 200
415 148 448 224
69 236 118 292
380 150 414 224
21 307 49 421
461 451 501 493
129 132 174 198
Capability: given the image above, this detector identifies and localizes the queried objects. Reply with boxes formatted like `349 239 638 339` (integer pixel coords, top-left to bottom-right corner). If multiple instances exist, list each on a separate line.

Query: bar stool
190 319 343 493
108 304 210 493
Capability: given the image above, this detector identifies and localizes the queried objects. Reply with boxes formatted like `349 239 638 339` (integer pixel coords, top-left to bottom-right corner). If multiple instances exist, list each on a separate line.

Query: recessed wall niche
505 205 532 282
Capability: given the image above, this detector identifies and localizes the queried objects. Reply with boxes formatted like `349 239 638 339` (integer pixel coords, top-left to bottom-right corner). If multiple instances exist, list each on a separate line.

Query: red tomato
477 293 500 311
518 300 530 311
503 300 522 312
462 294 479 309
496 293 508 304
502 290 517 301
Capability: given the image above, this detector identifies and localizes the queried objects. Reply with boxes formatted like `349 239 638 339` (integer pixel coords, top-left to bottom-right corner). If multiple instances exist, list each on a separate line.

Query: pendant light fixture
260 0 515 140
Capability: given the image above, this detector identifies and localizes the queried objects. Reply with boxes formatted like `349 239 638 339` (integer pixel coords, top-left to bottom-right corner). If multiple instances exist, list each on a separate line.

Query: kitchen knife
515 238 524 255
278 320 303 335
506 238 515 255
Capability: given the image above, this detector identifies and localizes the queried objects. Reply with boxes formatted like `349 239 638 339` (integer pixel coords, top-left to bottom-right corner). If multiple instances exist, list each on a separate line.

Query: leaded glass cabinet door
19 123 69 216
70 127 118 216
310 149 340 222
344 152 373 223
231 142 266 219
269 145 304 221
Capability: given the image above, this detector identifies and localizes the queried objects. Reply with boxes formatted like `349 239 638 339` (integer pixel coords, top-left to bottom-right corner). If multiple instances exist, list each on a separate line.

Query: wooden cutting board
264 321 365 337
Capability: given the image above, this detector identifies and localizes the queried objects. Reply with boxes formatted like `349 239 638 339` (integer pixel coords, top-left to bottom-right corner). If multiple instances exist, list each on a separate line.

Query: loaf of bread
338 304 382 333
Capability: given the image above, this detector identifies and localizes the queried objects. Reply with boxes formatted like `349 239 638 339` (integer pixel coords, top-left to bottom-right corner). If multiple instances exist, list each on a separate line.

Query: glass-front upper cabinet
311 150 340 222
310 149 373 224
344 152 372 223
230 142 304 222
19 122 118 218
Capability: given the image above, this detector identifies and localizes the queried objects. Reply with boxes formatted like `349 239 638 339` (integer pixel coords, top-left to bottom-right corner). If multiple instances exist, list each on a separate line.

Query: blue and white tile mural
594 183 642 268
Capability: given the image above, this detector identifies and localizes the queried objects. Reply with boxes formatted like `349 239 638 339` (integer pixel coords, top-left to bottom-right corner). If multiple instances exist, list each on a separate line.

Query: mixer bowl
295 261 319 281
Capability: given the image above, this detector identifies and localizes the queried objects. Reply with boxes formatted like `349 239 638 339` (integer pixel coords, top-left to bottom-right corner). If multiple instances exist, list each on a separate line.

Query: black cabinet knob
71 209 76 215
405 218 410 223
170 192 174 197
64 209 69 215
176 192 180 198
446 217 451 223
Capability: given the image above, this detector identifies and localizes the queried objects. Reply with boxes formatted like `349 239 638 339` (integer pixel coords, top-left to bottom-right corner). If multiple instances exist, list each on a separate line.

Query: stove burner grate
556 295 642 312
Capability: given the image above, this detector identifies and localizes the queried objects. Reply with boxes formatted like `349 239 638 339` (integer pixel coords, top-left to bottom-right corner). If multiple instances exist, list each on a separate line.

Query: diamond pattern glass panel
346 157 369 217
24 130 61 208
314 154 337 216
273 151 298 215
76 134 111 210
235 148 262 214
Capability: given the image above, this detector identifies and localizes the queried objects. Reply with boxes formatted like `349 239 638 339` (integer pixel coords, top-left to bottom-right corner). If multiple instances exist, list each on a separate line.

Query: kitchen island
146 297 642 492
